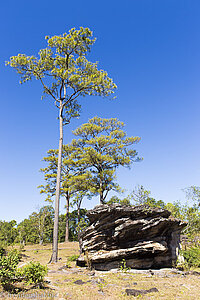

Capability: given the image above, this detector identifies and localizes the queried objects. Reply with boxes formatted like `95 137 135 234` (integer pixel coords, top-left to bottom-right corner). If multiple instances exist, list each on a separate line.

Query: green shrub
0 249 21 291
181 246 200 268
67 254 79 262
20 261 47 287
0 249 47 291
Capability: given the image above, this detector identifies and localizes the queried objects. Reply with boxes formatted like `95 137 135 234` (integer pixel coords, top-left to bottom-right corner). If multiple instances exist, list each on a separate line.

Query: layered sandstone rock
77 204 187 270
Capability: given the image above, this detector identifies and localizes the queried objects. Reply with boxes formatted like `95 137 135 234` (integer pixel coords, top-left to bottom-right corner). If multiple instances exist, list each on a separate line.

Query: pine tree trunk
77 205 80 224
100 193 104 204
50 104 63 263
77 199 82 241
65 195 70 242
100 177 104 204
39 236 43 245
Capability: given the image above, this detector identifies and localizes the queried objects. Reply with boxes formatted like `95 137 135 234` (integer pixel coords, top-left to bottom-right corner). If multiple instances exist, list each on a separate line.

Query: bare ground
2 242 200 299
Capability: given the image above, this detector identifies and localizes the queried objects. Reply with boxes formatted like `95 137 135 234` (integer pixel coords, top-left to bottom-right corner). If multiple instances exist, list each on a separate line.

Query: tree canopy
6 27 116 124
72 117 141 203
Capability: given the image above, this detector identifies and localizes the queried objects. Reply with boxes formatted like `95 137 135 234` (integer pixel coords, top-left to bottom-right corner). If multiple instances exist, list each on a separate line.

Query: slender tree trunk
38 215 43 245
100 193 104 204
65 194 70 242
77 202 81 242
77 205 80 224
99 177 104 204
39 236 43 245
50 104 63 263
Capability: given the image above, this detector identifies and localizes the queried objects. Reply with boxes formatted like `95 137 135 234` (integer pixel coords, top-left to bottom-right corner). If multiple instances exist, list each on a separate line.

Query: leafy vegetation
19 262 47 287
0 220 18 245
0 248 47 292
120 258 130 273
0 249 21 291
67 254 79 262
181 246 200 269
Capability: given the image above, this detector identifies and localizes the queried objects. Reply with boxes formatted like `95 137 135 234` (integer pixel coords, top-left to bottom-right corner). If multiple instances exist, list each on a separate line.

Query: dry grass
1 242 200 299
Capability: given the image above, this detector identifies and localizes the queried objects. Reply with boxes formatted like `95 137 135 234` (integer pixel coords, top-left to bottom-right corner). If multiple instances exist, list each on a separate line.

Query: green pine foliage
6 27 116 125
72 117 141 203
39 145 91 209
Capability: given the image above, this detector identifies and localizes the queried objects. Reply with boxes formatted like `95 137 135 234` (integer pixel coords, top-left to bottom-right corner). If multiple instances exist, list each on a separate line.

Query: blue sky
0 0 200 222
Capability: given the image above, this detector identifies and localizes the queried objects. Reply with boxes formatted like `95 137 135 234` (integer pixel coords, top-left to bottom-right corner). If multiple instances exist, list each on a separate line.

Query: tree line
0 206 88 246
0 185 199 247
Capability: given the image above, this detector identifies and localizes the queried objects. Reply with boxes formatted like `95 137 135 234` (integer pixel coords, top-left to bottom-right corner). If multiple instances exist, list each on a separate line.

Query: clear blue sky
0 0 200 222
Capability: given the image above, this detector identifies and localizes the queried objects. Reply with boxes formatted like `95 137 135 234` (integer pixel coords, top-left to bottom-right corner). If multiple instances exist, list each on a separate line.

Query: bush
67 254 79 262
181 246 200 269
0 249 47 291
20 261 47 287
0 249 21 291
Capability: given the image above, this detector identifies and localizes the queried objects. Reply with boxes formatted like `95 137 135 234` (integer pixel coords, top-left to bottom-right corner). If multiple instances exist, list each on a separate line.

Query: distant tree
16 206 54 245
37 206 54 245
58 214 66 243
17 218 37 245
106 195 131 206
70 191 88 225
183 186 200 207
183 206 200 235
72 117 141 204
70 209 89 240
144 198 165 209
164 197 200 236
58 209 88 241
165 201 184 219
7 27 116 262
130 185 165 208
129 185 151 205
0 220 17 245
181 187 200 235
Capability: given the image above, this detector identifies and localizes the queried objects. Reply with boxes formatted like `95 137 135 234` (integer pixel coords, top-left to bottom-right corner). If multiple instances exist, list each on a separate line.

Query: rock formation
77 204 187 270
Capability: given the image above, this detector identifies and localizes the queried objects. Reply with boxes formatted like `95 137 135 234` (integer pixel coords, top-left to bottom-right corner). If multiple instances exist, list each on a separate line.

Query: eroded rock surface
77 204 187 270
